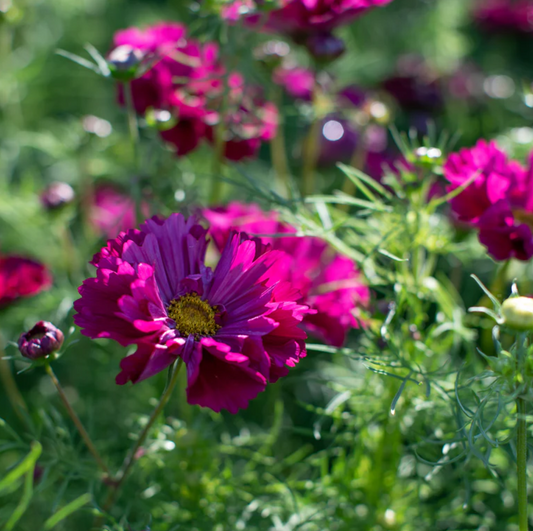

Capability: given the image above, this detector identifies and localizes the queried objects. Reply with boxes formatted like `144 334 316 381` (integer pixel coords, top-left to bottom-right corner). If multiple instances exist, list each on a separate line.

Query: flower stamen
167 293 220 338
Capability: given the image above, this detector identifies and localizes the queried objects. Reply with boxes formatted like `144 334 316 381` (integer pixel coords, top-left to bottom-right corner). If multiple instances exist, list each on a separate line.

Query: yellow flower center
167 293 220 338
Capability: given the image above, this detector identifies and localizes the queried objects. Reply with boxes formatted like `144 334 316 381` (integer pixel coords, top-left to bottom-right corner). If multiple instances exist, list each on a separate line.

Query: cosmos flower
203 202 370 347
444 140 533 261
74 214 310 413
0 256 52 307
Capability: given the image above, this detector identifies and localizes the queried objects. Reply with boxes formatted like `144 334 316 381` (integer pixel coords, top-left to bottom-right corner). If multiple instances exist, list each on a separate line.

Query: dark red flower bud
40 182 75 210
18 321 64 360
306 33 345 63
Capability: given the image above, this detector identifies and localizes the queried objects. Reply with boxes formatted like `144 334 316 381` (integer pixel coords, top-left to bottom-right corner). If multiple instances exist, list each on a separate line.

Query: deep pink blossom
273 65 315 100
225 0 394 37
203 202 369 346
444 140 533 261
0 256 52 307
74 214 310 413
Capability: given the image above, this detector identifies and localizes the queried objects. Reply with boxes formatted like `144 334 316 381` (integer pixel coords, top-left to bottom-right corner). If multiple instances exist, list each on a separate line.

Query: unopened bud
18 321 64 360
40 182 75 210
306 33 345 63
501 297 533 331
107 45 143 81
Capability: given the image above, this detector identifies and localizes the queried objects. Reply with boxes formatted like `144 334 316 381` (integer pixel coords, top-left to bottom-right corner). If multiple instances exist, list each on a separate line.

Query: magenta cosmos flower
0 256 52 307
74 214 310 413
444 140 533 261
203 202 369 347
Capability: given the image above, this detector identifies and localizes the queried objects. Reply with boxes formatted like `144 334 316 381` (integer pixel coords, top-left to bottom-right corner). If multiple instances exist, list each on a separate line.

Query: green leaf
337 163 392 199
44 493 93 530
2 442 42 530
0 441 42 492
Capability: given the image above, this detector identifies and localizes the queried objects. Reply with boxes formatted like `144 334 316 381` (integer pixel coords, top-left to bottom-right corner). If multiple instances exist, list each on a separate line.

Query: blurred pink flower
0 256 52 307
89 185 148 239
474 0 533 34
273 65 315 100
203 202 370 347
74 213 311 413
224 0 394 37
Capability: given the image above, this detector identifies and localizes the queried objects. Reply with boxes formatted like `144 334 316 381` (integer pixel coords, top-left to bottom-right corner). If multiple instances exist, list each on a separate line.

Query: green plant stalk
0 354 28 423
270 87 291 198
123 81 143 223
516 332 529 531
517 396 528 531
301 118 320 196
102 358 184 513
341 124 368 204
45 363 111 477
209 121 226 204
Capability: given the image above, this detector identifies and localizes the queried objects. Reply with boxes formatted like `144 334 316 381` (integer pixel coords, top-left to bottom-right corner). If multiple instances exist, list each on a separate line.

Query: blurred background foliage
2 0 533 529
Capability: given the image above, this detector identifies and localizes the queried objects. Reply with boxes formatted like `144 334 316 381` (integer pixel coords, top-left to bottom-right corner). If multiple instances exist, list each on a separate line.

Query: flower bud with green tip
107 45 144 82
501 296 533 332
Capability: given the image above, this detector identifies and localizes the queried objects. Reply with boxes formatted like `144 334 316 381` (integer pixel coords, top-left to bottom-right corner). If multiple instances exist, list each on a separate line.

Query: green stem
123 81 143 223
102 359 183 513
209 121 226 204
270 87 291 198
517 396 529 531
301 118 320 196
45 364 111 477
0 353 29 424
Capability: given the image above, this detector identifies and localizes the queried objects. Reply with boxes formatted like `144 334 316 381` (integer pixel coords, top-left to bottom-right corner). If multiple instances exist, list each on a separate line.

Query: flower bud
253 40 290 68
501 297 533 331
40 182 75 210
18 321 64 360
306 33 345 63
107 45 143 81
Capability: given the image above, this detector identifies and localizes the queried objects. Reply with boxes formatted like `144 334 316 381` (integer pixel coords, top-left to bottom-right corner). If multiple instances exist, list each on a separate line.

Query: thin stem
209 121 226 204
270 87 291 198
103 359 184 512
517 396 528 531
340 125 367 210
301 118 320 196
0 354 29 424
45 364 111 477
123 81 143 223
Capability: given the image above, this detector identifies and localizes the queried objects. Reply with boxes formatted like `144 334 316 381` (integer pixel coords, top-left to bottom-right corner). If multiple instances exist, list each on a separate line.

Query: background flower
203 202 370 346
0 256 52 307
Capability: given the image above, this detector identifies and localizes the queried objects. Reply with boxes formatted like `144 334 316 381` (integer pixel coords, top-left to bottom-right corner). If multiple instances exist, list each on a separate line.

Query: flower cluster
203 202 370 347
444 139 533 261
74 213 311 413
110 23 277 161
0 255 51 307
223 0 394 58
474 0 533 34
273 64 406 177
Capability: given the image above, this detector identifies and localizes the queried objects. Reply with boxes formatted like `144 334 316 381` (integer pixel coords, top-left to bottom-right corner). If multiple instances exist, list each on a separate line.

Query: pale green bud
501 297 533 331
